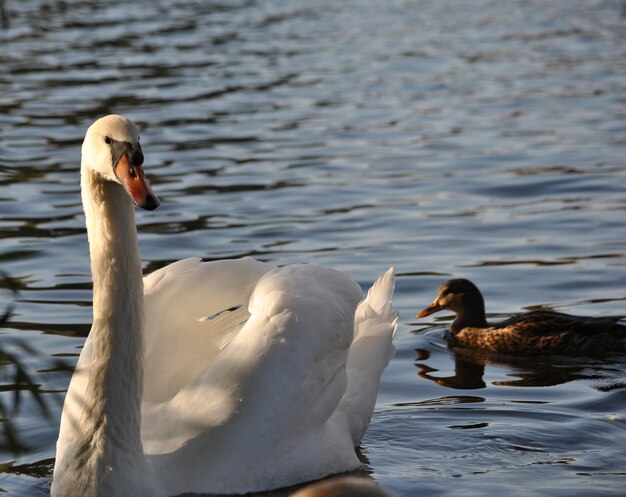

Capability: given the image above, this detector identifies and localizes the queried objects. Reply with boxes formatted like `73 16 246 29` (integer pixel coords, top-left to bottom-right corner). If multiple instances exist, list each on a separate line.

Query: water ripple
1 0 626 495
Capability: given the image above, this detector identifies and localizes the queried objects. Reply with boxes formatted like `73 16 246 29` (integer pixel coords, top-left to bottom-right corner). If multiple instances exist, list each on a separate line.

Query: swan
417 278 626 354
51 115 398 497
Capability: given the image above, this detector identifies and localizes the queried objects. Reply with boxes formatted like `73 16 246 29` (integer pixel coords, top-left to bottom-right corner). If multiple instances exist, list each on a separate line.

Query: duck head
417 279 487 333
82 114 160 210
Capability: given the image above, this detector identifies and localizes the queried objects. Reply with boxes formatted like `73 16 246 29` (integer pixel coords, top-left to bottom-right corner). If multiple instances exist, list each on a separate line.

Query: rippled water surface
1 0 626 495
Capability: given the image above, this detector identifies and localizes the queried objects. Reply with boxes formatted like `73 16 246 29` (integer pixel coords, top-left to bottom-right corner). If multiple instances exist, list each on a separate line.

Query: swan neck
81 166 144 453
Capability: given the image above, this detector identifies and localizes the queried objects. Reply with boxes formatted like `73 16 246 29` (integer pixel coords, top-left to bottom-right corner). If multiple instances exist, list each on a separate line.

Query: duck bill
115 154 160 211
416 302 443 318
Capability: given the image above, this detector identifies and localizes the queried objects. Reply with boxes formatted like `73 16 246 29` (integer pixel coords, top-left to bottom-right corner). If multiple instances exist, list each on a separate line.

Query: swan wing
334 267 397 444
143 265 397 495
143 263 372 494
142 257 273 402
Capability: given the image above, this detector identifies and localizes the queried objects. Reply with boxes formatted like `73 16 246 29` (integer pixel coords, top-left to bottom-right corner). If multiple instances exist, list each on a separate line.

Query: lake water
1 0 625 495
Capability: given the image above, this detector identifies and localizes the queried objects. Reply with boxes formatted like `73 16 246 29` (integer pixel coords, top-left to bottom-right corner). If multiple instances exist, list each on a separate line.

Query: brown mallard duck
417 279 626 354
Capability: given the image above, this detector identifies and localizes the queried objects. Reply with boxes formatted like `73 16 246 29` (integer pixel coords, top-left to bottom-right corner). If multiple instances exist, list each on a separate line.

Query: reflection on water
416 329 626 390
416 349 487 390
1 0 626 495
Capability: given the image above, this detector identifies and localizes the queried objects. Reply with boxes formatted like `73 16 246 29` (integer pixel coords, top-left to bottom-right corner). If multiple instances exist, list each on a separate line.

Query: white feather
52 116 397 497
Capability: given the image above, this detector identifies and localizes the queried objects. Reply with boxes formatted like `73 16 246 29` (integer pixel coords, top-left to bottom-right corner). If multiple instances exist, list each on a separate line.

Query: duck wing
497 311 626 337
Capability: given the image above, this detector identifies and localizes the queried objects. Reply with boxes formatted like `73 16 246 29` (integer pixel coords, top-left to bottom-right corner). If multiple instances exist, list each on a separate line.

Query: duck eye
104 136 112 145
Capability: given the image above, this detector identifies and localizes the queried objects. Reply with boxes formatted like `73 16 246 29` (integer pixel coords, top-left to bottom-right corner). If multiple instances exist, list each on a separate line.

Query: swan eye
104 136 112 145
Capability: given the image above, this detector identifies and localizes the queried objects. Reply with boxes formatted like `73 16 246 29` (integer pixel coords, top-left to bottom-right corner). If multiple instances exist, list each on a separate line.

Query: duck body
52 115 397 497
418 279 626 355
449 310 626 354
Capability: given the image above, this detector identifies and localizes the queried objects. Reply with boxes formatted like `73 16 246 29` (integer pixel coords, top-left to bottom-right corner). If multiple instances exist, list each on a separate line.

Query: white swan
51 115 398 497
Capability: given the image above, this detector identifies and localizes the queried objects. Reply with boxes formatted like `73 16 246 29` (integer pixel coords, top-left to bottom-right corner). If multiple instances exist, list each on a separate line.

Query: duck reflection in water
414 348 486 390
414 344 626 390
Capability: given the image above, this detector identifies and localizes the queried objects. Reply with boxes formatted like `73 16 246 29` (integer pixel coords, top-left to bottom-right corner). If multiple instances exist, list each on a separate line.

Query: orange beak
115 153 160 210
416 302 443 319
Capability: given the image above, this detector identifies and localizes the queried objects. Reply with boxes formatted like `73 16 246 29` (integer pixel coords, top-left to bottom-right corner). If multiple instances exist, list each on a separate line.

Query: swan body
52 115 397 497
417 279 626 354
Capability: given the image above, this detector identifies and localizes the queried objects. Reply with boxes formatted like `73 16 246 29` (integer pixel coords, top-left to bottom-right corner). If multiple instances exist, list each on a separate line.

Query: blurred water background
1 0 625 495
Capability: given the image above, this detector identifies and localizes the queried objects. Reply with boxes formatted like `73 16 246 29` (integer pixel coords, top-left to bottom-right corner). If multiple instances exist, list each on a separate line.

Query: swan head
82 115 160 210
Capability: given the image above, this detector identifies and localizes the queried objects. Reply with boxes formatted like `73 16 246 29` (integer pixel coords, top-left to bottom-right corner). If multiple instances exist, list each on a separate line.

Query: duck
51 115 398 497
416 278 626 354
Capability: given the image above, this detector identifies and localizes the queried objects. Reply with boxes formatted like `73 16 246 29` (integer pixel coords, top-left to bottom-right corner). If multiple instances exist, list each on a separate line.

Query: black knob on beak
131 148 144 166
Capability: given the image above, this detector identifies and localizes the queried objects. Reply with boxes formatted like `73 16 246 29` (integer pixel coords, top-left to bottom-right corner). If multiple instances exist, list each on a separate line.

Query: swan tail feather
337 267 397 445
363 266 396 318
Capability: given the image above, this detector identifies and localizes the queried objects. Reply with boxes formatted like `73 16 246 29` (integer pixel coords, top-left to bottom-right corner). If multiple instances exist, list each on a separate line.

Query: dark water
1 0 626 495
